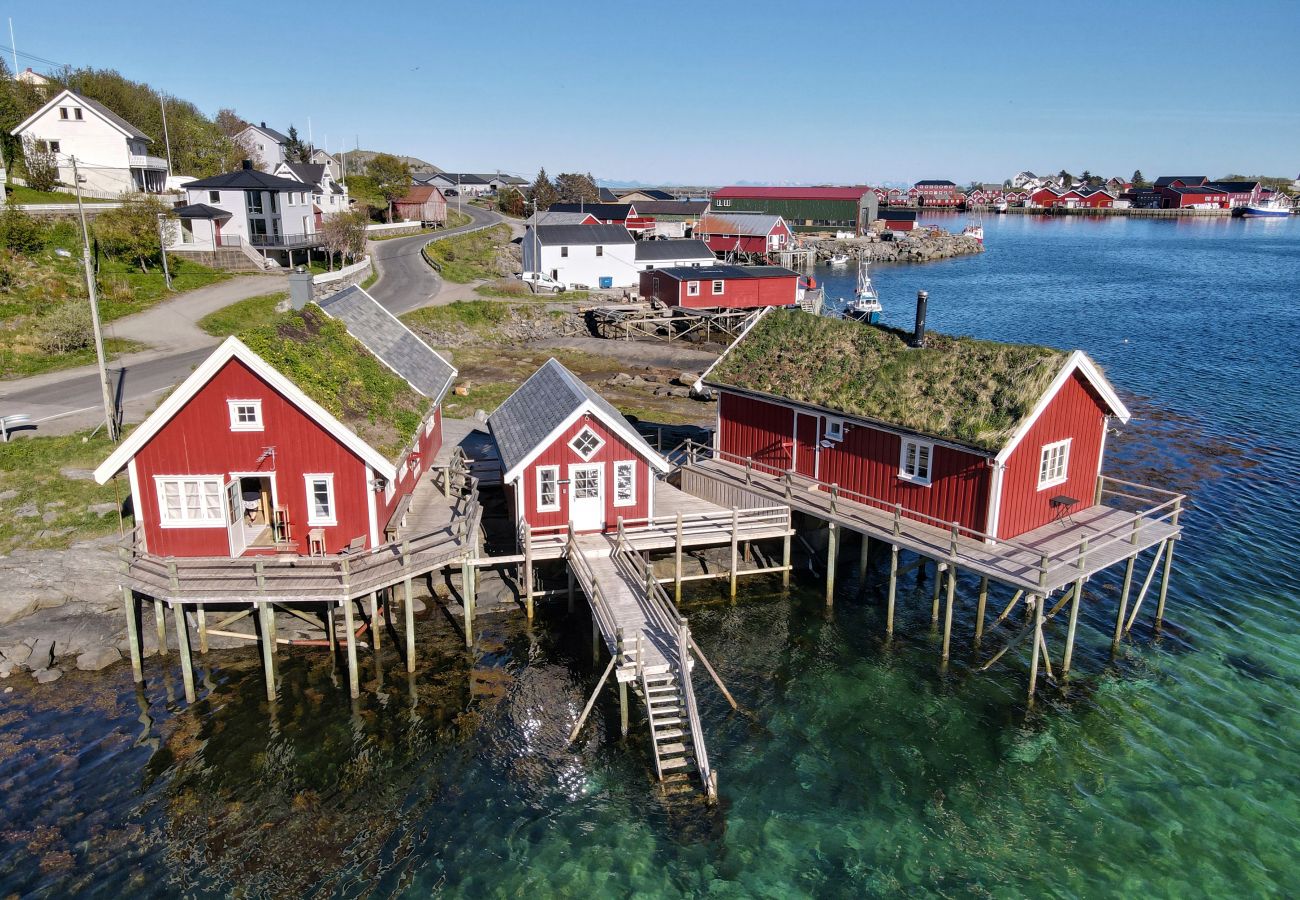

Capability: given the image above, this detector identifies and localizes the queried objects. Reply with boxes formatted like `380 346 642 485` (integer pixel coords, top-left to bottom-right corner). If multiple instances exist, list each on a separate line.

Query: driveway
367 204 503 315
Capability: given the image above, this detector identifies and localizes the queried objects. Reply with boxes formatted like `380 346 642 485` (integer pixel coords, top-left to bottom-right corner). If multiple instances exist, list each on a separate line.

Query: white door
226 480 247 557
569 464 604 532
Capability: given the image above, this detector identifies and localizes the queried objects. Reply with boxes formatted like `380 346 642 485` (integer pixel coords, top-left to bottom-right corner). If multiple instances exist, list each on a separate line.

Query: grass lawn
4 183 116 204
445 210 472 229
422 224 512 283
474 280 589 302
197 292 288 337
0 430 134 552
1 337 144 380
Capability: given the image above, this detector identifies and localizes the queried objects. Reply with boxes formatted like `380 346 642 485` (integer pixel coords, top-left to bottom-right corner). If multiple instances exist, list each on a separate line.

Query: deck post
523 524 534 621
567 565 575 614
122 588 143 683
1113 521 1140 649
941 565 956 662
930 561 942 625
781 530 792 589
886 545 898 636
369 592 381 653
729 507 739 601
1026 594 1043 706
974 577 989 646
154 596 168 656
825 523 838 606
461 561 474 647
258 603 276 703
592 615 600 664
857 534 870 596
1154 522 1178 630
173 603 195 703
1063 539 1089 677
404 577 416 673
674 512 684 603
343 598 360 699
267 603 277 656
619 680 629 738
326 603 337 655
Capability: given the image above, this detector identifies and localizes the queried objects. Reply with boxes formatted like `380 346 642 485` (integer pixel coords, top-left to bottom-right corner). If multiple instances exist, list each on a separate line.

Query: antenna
8 19 17 74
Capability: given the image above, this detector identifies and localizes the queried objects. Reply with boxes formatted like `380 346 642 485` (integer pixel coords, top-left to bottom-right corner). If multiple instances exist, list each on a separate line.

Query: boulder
0 659 15 678
34 667 62 684
76 646 121 672
1 642 33 666
15 502 38 518
86 503 118 517
27 637 56 670
0 488 18 502
677 372 698 387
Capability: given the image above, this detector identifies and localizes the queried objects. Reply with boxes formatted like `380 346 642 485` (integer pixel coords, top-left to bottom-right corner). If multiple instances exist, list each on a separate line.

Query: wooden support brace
196 607 208 655
1154 539 1176 630
994 589 1026 627
1125 540 1167 634
343 598 360 699
568 654 617 743
974 577 989 646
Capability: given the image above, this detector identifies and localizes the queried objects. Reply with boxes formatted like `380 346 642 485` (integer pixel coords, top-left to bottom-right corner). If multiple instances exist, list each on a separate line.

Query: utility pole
156 213 173 290
159 95 174 178
71 157 118 442
8 19 17 74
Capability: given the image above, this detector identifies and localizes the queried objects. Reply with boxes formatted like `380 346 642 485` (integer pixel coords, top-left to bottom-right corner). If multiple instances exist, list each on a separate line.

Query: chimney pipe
912 290 928 347
288 269 313 310
241 159 253 171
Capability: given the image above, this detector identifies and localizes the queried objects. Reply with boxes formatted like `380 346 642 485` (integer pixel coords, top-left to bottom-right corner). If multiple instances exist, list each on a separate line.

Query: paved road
367 203 502 315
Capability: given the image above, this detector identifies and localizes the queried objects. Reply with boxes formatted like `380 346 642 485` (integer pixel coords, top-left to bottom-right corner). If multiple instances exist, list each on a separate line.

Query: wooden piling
857 534 870 596
1113 521 1140 649
1154 541 1176 630
729 507 739 601
404 577 416 673
974 577 989 646
1063 578 1083 677
781 531 792 588
523 525 535 620
343 598 360 699
173 603 195 703
568 564 576 614
326 603 337 654
259 603 276 703
886 544 898 636
1026 594 1043 706
154 597 167 656
122 588 143 683
674 512 684 603
930 561 942 625
825 523 838 606
369 593 380 653
941 564 956 662
461 561 475 647
619 680 629 738
267 604 277 656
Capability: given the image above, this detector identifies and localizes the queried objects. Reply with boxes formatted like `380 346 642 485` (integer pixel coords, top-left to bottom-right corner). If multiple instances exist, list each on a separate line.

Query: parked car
517 272 568 293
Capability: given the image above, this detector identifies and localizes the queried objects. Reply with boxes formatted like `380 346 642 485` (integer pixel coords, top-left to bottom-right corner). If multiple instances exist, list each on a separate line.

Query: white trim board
994 351 1130 464
12 89 141 140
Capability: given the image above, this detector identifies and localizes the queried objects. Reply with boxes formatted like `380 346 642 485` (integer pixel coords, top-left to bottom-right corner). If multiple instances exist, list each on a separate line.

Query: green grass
402 300 513 331
423 224 511 283
1 337 144 380
474 282 589 302
360 267 378 290
445 210 472 229
443 381 518 419
0 430 133 552
197 292 289 337
3 183 116 204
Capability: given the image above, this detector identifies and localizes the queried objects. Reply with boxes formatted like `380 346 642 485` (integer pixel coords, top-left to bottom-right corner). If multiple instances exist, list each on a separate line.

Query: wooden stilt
729 507 739 601
122 588 144 682
974 577 989 646
994 589 1026 627
343 598 360 699
857 534 870 596
326 603 337 654
259 603 276 703
886 544 898 636
523 525 534 620
267 604 277 656
1062 577 1084 677
930 561 942 624
404 577 416 674
154 598 167 656
825 523 838 606
674 512 684 603
369 592 380 653
941 564 956 661
173 604 195 703
568 564 576 614
1154 540 1176 630
1026 594 1042 706
592 616 600 664
196 607 208 654
781 531 792 589
619 680 629 737
1125 540 1167 634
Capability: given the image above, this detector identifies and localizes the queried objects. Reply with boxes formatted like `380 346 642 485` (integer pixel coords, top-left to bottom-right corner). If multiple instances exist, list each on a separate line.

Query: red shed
1160 185 1229 208
701 308 1131 541
639 264 800 309
93 288 456 557
1074 188 1116 208
394 184 448 225
695 212 791 256
489 359 670 535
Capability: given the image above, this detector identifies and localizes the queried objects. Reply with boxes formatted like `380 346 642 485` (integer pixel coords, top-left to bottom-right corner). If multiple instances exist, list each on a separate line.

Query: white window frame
154 475 225 528
208 190 220 203
712 280 725 295
613 460 636 507
825 418 845 442
536 465 560 512
686 281 700 296
1038 438 1071 491
73 107 83 121
898 438 933 486
227 399 263 431
569 426 605 461
305 474 337 526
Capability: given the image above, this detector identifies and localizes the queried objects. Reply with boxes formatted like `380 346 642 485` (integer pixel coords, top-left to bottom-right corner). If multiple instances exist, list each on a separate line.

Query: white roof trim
995 350 1130 464
694 306 775 393
93 336 398 485
500 399 671 483
11 89 135 140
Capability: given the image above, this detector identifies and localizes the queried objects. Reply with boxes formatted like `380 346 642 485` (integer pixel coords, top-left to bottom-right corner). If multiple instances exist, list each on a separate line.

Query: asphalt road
368 203 502 315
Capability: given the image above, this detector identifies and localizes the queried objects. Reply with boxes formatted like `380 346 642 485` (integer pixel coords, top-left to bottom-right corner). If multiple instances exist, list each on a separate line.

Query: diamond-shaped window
569 427 603 460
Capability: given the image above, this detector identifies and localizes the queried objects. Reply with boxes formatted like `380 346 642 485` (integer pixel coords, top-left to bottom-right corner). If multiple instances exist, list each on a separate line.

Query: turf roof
707 309 1068 451
238 306 430 462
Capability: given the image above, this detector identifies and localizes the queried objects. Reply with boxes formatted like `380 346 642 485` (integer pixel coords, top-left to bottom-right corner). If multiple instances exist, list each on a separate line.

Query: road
367 203 502 315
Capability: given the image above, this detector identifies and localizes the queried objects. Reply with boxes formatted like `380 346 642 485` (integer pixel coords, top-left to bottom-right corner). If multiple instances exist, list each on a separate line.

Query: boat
828 252 850 266
1240 197 1292 218
962 206 985 243
843 259 882 324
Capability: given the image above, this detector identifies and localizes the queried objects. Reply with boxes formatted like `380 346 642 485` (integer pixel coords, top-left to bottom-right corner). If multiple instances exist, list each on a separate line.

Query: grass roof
708 309 1068 450
238 306 428 461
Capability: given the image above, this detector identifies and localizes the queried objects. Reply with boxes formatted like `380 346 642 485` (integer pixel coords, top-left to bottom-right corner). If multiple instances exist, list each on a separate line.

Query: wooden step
643 664 670 676
646 685 677 695
654 716 682 726
654 728 684 739
656 742 687 755
659 757 690 771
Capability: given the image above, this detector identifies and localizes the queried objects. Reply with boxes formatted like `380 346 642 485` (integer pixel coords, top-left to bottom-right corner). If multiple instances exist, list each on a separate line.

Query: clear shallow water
4 214 1300 896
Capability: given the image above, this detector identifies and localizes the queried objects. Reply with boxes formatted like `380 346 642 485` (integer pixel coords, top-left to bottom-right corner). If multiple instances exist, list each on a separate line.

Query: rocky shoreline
804 228 984 263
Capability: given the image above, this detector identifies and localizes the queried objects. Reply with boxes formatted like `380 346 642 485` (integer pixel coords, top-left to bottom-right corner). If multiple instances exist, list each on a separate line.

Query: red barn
876 209 918 232
639 264 800 309
394 185 448 225
1205 180 1263 208
1074 188 1116 208
695 212 791 255
1029 187 1064 208
489 359 670 535
93 287 456 557
1160 185 1229 208
700 308 1131 541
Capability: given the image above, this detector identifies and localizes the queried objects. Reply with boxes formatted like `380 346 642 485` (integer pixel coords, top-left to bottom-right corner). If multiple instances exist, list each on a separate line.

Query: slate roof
172 203 232 219
877 209 918 221
629 199 710 216
523 210 597 226
532 224 635 245
183 168 313 192
633 239 715 261
282 162 327 191
1205 180 1260 193
488 358 663 474
597 187 620 202
247 122 290 143
1153 176 1207 188
697 212 786 236
652 264 798 281
548 202 634 219
625 189 675 200
915 180 958 187
316 286 457 402
78 94 151 141
432 173 490 185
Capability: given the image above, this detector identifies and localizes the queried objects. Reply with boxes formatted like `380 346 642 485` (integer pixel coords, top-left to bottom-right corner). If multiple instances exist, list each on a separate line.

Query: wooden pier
586 303 760 344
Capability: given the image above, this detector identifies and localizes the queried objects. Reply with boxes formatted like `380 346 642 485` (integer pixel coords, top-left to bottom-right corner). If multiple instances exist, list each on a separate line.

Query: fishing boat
962 206 985 242
828 252 850 266
1240 196 1292 218
843 259 882 324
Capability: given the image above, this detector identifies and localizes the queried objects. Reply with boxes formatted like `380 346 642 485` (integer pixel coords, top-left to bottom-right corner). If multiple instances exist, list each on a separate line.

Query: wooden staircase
641 668 693 780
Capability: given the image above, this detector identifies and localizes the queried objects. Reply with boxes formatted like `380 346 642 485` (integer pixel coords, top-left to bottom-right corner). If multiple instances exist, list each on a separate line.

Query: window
228 399 263 431
825 418 845 441
899 438 933 485
569 426 604 460
208 190 220 204
305 474 336 526
614 461 635 506
573 467 600 499
687 281 700 296
74 107 83 120
1038 439 1071 490
717 198 731 207
247 192 264 215
712 280 725 295
155 477 224 526
560 246 569 258
537 466 559 511
595 245 604 257
59 107 68 119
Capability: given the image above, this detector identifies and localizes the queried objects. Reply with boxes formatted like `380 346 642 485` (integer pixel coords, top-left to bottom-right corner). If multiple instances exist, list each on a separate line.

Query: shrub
21 135 60 192
0 205 45 254
34 301 93 354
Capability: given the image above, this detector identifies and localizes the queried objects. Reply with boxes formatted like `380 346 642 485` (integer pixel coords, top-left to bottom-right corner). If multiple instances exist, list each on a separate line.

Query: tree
21 135 60 192
283 124 310 164
319 209 369 269
1057 169 1073 186
0 205 46 254
0 58 46 175
1131 169 1148 188
553 172 599 203
528 167 558 211
94 193 175 271
215 108 246 137
497 187 526 216
364 153 411 222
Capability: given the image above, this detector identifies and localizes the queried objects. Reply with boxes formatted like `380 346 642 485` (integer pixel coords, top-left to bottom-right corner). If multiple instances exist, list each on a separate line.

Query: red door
794 413 819 477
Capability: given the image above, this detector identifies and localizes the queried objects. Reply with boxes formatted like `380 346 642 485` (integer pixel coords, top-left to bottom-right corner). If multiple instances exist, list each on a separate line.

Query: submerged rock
34 666 63 684
76 646 121 671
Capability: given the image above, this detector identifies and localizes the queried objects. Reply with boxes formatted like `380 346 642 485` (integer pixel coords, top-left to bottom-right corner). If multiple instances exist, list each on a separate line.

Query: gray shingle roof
75 94 151 141
533 224 635 245
172 203 231 220
182 168 314 192
548 202 633 219
282 162 327 191
626 199 709 216
523 210 597 226
316 286 456 402
489 358 664 474
634 239 714 261
653 264 799 281
249 122 290 143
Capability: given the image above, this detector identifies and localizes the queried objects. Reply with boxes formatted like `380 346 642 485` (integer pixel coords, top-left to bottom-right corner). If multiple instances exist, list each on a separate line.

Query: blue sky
6 0 1298 185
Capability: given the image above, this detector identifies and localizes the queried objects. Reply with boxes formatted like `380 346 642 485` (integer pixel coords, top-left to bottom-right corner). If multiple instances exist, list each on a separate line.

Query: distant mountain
340 150 441 175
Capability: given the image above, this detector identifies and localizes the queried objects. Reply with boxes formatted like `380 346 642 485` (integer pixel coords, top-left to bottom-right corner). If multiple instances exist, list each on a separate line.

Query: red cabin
701 308 1131 541
489 359 670 535
1074 188 1116 208
695 212 791 255
93 288 456 557
876 209 918 232
639 264 800 309
1160 185 1229 209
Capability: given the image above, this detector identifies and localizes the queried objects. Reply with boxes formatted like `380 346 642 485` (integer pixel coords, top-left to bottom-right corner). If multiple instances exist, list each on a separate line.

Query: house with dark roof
876 209 918 232
548 201 639 225
235 122 292 169
273 160 351 223
1160 184 1229 209
618 189 677 202
639 264 801 309
632 238 716 271
711 186 877 233
488 359 669 534
93 286 457 558
427 173 491 196
1152 176 1207 190
10 88 168 197
520 223 639 289
1204 180 1263 208
597 187 620 203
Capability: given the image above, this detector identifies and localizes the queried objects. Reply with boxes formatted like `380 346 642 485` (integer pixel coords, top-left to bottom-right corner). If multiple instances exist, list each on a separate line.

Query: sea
2 212 1298 897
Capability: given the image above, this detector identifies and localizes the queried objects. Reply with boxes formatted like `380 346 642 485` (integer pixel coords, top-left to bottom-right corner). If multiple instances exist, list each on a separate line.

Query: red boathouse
695 212 791 256
93 287 456 557
639 264 801 309
700 307 1131 541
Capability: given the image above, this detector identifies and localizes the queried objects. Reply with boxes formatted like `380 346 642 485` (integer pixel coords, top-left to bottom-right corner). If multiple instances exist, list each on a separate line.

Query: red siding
376 405 443 534
639 271 797 309
131 358 376 557
996 370 1108 539
718 392 795 472
514 412 654 533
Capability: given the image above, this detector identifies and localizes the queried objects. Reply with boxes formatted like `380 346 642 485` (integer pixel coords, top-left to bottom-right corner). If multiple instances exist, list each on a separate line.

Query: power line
0 42 70 70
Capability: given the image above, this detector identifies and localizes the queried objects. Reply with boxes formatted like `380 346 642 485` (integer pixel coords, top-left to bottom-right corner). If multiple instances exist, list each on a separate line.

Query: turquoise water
3 214 1299 896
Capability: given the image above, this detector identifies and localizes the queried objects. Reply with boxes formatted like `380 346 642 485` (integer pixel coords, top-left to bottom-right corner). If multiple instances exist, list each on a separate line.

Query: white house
10 88 168 197
310 148 342 181
632 238 716 272
234 122 290 169
427 173 490 196
520 224 638 289
273 161 350 225
170 161 320 267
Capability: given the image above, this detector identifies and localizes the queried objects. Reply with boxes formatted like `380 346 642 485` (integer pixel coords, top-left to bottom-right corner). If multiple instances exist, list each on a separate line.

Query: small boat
828 252 850 266
962 207 985 243
1240 197 1292 218
843 259 882 324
